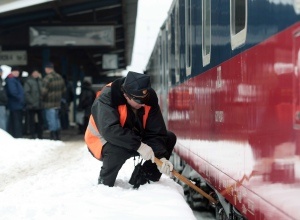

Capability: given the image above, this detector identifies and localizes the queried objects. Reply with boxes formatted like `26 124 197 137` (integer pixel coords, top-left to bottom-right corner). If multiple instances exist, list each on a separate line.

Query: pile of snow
0 129 197 220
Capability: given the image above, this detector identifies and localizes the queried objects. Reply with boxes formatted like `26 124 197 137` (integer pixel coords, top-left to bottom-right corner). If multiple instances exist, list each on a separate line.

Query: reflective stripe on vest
85 83 151 160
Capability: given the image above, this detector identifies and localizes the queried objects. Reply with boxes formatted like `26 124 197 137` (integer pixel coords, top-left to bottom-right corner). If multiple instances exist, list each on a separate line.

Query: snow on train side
146 1 300 220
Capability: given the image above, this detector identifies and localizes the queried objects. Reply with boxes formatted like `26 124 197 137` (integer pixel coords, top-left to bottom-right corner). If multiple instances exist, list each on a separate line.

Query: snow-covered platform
0 129 199 219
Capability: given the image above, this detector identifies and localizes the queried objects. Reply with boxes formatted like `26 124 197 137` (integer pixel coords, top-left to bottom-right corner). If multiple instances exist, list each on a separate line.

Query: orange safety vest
84 83 151 160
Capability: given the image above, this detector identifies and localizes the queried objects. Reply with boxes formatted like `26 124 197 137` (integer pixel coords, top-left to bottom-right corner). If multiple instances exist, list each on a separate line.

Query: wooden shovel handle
154 157 218 205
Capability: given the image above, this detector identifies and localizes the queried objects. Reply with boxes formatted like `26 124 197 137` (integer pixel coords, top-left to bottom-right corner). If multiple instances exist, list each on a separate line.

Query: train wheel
215 207 228 220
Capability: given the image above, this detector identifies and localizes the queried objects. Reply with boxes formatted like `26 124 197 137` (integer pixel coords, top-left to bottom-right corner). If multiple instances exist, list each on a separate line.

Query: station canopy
0 0 138 84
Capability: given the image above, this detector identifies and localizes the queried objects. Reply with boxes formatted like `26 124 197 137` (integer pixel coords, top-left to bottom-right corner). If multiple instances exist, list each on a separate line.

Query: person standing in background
0 68 8 131
24 69 44 139
77 80 96 134
5 66 25 138
60 76 74 130
41 62 66 140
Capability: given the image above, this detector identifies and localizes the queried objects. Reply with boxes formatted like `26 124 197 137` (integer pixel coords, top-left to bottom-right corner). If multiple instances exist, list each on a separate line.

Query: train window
185 0 192 76
174 1 180 83
202 0 211 67
230 0 247 49
162 29 168 88
167 18 173 87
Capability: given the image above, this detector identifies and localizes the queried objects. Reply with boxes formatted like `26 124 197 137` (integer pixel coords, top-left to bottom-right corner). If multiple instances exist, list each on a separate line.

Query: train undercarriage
171 153 246 220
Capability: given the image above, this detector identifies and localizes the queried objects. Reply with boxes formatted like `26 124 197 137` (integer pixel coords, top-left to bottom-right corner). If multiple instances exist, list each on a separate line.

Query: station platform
23 125 85 143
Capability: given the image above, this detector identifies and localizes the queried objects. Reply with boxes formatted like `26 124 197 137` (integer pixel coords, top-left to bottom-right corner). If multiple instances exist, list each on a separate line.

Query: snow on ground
0 129 197 220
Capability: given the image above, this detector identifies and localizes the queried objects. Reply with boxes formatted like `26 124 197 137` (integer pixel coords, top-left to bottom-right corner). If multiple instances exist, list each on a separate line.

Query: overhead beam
0 0 54 14
66 4 122 17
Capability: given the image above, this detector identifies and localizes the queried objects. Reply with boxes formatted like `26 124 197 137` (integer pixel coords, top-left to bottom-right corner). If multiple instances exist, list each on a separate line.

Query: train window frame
202 0 211 67
162 28 168 89
185 0 192 76
167 17 172 87
159 34 163 88
230 0 247 50
174 1 180 83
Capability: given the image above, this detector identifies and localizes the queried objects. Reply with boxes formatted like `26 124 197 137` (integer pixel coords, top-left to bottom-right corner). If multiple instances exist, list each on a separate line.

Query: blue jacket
5 73 25 110
0 77 7 106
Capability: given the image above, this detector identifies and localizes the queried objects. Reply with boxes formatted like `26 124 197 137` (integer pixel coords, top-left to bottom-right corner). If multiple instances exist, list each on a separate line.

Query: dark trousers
60 110 69 130
78 115 89 134
99 131 176 187
7 110 23 138
27 109 44 139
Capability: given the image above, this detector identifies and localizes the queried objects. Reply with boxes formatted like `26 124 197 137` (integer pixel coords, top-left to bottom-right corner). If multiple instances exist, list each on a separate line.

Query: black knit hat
122 71 151 104
11 66 20 71
44 62 54 68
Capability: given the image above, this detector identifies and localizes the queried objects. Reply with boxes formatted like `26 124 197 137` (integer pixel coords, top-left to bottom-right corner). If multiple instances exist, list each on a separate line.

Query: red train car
146 0 300 219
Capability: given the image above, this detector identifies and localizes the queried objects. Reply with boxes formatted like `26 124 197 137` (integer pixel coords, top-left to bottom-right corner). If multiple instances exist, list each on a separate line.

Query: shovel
154 157 218 205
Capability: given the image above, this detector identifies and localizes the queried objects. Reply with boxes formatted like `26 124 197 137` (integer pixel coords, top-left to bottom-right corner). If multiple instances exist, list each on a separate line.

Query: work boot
50 131 55 140
55 130 61 140
98 177 103 185
37 131 43 139
97 176 114 187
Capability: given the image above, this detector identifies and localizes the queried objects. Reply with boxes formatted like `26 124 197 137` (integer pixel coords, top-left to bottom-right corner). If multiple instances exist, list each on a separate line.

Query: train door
174 1 180 84
185 0 192 76
161 25 169 124
293 30 300 156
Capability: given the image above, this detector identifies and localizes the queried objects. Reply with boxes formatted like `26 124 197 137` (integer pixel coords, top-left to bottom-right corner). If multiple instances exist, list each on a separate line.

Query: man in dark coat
0 68 8 130
86 71 176 187
24 69 44 139
5 66 25 138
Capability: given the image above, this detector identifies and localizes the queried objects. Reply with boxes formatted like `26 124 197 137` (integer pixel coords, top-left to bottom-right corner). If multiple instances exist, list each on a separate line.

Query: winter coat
5 73 25 110
85 77 169 160
41 71 66 109
24 76 43 110
0 77 7 106
78 82 96 116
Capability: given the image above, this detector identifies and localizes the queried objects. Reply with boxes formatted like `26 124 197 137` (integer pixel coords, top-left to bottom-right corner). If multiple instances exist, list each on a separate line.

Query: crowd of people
0 62 92 140
1 67 176 188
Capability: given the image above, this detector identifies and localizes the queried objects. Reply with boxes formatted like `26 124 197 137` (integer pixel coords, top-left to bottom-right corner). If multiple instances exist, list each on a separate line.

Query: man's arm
142 90 169 158
41 77 49 98
24 81 34 106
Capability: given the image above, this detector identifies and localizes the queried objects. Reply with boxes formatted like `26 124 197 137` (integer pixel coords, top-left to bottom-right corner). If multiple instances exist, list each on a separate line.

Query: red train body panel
169 24 300 219
146 1 300 219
